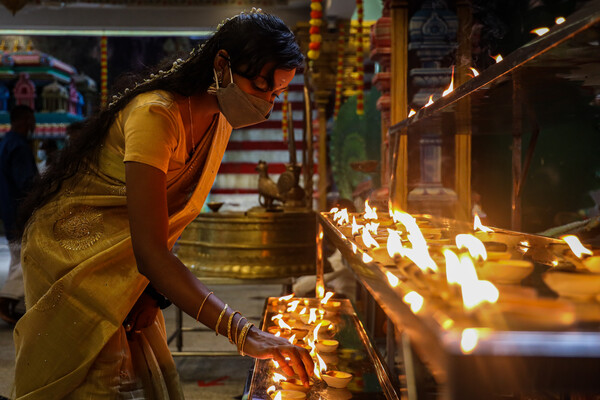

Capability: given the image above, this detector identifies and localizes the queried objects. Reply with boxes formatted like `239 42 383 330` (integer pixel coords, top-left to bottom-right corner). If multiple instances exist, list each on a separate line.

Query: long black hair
16 11 303 239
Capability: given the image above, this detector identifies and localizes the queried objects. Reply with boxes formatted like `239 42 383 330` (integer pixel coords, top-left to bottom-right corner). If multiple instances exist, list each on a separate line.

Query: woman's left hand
242 327 314 387
124 292 159 334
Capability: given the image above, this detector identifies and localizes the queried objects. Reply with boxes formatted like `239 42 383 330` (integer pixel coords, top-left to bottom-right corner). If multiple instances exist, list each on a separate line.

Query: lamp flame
366 221 380 235
271 314 283 322
391 210 438 272
351 242 358 254
444 249 461 285
321 291 334 305
277 318 292 331
364 200 378 220
267 385 276 394
460 328 479 354
456 234 488 261
313 321 322 342
387 229 403 258
442 66 454 97
316 285 325 299
362 253 374 263
288 334 296 344
424 95 434 107
313 352 327 379
473 214 493 233
408 109 416 117
351 216 362 236
278 294 294 302
403 291 424 313
273 373 287 383
361 228 380 249
531 27 550 36
287 300 300 313
555 16 565 24
274 391 282 400
470 67 479 77
308 308 318 325
493 54 503 63
333 208 349 225
385 271 399 287
562 235 593 258
329 207 339 214
459 255 499 309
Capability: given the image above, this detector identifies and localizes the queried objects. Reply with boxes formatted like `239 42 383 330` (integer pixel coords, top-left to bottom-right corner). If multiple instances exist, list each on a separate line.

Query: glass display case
389 0 600 233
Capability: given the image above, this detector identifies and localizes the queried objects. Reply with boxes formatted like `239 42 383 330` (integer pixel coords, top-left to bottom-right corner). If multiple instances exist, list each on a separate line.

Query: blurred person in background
0 104 39 325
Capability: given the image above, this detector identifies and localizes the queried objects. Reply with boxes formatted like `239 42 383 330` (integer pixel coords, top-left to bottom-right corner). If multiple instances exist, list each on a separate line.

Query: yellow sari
13 91 232 399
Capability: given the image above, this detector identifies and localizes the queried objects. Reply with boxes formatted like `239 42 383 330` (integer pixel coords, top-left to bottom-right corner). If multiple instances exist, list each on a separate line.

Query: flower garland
308 0 323 61
281 89 289 141
356 0 365 115
333 22 346 120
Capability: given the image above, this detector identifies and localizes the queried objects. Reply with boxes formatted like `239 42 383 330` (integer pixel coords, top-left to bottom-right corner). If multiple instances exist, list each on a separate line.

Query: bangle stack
215 304 228 336
237 321 254 356
194 295 253 355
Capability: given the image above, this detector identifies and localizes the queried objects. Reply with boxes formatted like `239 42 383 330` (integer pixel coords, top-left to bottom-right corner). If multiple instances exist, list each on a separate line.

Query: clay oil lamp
322 371 353 389
280 378 312 393
316 339 339 353
291 328 309 340
269 389 306 400
478 259 534 285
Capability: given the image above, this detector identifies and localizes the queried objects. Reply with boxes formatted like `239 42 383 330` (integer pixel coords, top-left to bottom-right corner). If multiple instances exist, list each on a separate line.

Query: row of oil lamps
327 202 600 352
264 293 354 400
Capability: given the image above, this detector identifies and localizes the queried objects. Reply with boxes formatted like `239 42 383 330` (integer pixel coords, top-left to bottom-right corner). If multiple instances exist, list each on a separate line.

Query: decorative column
370 1 392 185
390 0 409 211
455 0 473 221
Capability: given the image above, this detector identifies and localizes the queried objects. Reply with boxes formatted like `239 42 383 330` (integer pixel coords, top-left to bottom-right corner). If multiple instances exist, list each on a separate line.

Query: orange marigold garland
356 0 365 116
281 89 289 141
333 22 346 120
308 0 323 61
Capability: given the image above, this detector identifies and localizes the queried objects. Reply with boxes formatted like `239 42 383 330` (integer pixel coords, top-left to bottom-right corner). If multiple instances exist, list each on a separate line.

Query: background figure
0 105 39 325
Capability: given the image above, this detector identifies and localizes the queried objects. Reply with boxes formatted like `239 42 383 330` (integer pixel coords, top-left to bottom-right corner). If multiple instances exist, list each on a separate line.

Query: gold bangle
215 303 228 336
234 316 246 345
238 322 254 356
195 291 214 322
227 311 240 344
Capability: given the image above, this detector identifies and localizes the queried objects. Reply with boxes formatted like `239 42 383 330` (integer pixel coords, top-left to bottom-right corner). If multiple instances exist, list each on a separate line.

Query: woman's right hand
242 327 314 387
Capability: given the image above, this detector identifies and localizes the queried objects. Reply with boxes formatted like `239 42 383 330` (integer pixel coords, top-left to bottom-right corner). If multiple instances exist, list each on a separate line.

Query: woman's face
232 63 296 106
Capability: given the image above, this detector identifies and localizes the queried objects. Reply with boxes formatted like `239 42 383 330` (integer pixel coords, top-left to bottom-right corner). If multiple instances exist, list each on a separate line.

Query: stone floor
0 235 288 399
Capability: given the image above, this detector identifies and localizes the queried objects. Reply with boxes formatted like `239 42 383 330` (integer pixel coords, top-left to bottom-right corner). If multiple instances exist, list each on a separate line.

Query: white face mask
214 65 274 129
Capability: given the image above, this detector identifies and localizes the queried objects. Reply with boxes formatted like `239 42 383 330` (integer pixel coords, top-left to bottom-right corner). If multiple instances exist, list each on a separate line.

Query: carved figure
256 160 283 209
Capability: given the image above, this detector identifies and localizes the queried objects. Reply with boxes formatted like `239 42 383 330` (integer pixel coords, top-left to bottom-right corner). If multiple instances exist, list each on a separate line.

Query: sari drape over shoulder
13 91 232 399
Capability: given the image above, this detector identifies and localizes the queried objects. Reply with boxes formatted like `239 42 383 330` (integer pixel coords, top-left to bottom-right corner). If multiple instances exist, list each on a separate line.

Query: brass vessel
176 210 316 279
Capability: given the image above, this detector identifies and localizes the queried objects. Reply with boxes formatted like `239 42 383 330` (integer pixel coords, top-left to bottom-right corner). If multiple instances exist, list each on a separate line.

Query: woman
13 10 313 399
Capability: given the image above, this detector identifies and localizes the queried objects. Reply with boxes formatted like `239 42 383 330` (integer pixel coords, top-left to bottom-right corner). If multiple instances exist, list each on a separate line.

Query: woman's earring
207 68 222 95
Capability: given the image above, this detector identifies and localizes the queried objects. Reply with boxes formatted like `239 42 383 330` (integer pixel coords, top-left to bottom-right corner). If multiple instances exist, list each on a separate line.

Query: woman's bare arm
125 161 313 384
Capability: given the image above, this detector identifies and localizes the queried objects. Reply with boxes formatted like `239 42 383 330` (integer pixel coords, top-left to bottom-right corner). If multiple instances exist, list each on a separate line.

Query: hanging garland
356 0 365 115
333 22 346 120
308 0 323 61
100 36 108 107
281 89 289 141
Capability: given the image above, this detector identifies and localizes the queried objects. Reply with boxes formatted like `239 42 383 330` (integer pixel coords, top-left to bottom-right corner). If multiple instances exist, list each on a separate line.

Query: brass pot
176 210 316 279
